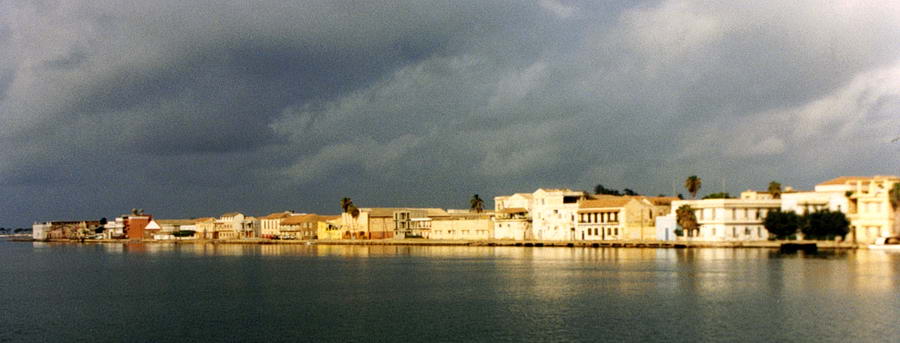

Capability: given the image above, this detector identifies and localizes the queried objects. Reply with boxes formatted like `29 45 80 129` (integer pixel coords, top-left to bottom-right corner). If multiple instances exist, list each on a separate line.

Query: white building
493 193 534 240
531 188 587 241
671 191 780 241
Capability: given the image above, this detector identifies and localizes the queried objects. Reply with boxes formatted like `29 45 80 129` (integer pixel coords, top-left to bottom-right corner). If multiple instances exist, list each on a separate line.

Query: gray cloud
2 0 899 226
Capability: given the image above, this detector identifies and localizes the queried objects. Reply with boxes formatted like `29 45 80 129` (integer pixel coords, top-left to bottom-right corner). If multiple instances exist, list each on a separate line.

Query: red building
124 215 152 240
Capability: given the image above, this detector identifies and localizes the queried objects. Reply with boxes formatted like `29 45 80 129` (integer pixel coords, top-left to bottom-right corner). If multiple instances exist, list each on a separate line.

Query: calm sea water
1 240 898 342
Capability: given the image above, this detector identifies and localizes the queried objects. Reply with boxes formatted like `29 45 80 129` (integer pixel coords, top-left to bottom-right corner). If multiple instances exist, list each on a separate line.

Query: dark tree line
764 209 850 240
594 184 639 196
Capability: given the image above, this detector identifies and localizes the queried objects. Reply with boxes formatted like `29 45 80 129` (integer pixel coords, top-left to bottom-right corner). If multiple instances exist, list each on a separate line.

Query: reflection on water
5 242 900 342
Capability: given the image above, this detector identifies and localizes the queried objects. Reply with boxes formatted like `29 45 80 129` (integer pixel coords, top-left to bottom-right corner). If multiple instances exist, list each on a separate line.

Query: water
1 240 898 342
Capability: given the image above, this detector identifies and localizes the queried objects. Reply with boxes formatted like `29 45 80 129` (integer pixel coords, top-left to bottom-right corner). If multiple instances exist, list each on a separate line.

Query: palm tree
768 181 782 199
470 194 485 213
684 175 702 199
676 204 699 237
340 197 353 213
347 204 360 218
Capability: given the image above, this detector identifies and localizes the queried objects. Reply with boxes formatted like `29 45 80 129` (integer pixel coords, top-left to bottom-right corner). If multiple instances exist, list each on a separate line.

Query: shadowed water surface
1 241 898 342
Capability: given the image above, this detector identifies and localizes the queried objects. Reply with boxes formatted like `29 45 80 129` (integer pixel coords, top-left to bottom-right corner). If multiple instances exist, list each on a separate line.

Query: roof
817 176 874 186
281 214 321 225
261 212 293 220
579 197 631 209
221 212 242 217
194 217 216 223
363 208 448 217
155 219 197 226
498 207 528 214
640 196 679 205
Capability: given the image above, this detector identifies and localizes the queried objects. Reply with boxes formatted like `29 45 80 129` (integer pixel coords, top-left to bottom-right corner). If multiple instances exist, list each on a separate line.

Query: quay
16 237 864 249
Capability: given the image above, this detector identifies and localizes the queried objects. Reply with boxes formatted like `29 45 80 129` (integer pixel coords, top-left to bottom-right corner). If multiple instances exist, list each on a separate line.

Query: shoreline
8 237 866 249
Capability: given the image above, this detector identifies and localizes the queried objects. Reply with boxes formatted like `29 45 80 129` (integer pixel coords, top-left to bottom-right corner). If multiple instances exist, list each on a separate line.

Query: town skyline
2 1 899 227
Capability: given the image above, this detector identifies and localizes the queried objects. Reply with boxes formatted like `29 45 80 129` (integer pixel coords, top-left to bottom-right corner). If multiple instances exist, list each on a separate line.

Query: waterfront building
655 214 678 241
31 220 102 240
531 188 589 241
123 215 152 240
670 191 780 241
259 211 297 239
279 214 323 239
214 212 256 239
340 208 447 239
194 217 216 239
823 176 900 243
147 219 197 240
316 216 343 240
430 213 494 240
493 193 534 240
576 196 660 241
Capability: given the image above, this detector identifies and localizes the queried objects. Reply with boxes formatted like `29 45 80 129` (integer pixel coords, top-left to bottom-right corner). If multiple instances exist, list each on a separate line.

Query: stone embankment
23 238 865 249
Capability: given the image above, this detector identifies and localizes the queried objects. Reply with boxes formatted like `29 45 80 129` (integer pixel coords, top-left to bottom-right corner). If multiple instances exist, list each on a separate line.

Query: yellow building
316 216 342 240
829 176 900 243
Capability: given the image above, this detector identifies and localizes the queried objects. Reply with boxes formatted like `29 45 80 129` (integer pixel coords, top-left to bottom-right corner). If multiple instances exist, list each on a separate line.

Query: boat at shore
869 237 900 251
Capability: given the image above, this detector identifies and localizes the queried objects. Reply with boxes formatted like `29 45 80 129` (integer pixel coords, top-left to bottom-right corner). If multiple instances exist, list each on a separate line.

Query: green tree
469 194 485 213
684 176 702 199
764 210 801 239
889 182 900 210
623 188 639 196
768 181 782 199
702 192 732 199
802 210 850 240
676 205 699 237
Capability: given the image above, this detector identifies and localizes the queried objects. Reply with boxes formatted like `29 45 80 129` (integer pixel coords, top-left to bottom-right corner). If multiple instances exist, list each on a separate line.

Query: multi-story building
280 214 322 239
213 212 256 239
670 191 780 241
530 188 588 241
836 176 900 243
194 217 216 239
493 193 533 240
780 176 899 243
340 208 447 239
259 211 297 239
577 196 661 241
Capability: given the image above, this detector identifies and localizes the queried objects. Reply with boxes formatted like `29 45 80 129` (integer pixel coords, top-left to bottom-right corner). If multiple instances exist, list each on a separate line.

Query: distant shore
10 237 867 249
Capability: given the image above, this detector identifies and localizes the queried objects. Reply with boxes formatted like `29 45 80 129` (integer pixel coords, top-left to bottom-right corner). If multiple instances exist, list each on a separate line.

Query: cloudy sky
2 1 899 226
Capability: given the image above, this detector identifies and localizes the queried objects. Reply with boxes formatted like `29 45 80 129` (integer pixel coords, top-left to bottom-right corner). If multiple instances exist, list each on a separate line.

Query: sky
2 0 899 227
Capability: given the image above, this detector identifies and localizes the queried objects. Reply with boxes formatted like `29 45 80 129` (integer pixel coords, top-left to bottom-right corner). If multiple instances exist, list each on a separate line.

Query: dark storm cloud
1 0 899 226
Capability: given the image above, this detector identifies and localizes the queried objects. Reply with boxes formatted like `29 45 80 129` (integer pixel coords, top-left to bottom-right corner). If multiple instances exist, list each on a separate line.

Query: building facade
671 191 780 241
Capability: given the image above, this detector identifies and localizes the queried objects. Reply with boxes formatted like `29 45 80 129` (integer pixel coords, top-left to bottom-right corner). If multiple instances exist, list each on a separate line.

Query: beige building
340 208 448 239
577 196 663 241
430 213 494 240
259 211 296 239
833 176 900 243
531 188 588 241
280 214 327 239
194 217 216 239
671 191 780 241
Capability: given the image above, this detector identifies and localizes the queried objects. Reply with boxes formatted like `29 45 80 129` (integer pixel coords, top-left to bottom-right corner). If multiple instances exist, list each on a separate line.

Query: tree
173 230 196 238
623 188 639 196
340 197 353 213
347 203 360 218
768 181 782 199
703 192 732 199
594 184 621 196
676 205 699 237
764 210 801 239
469 194 485 213
802 210 850 240
889 182 900 210
684 176 702 199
